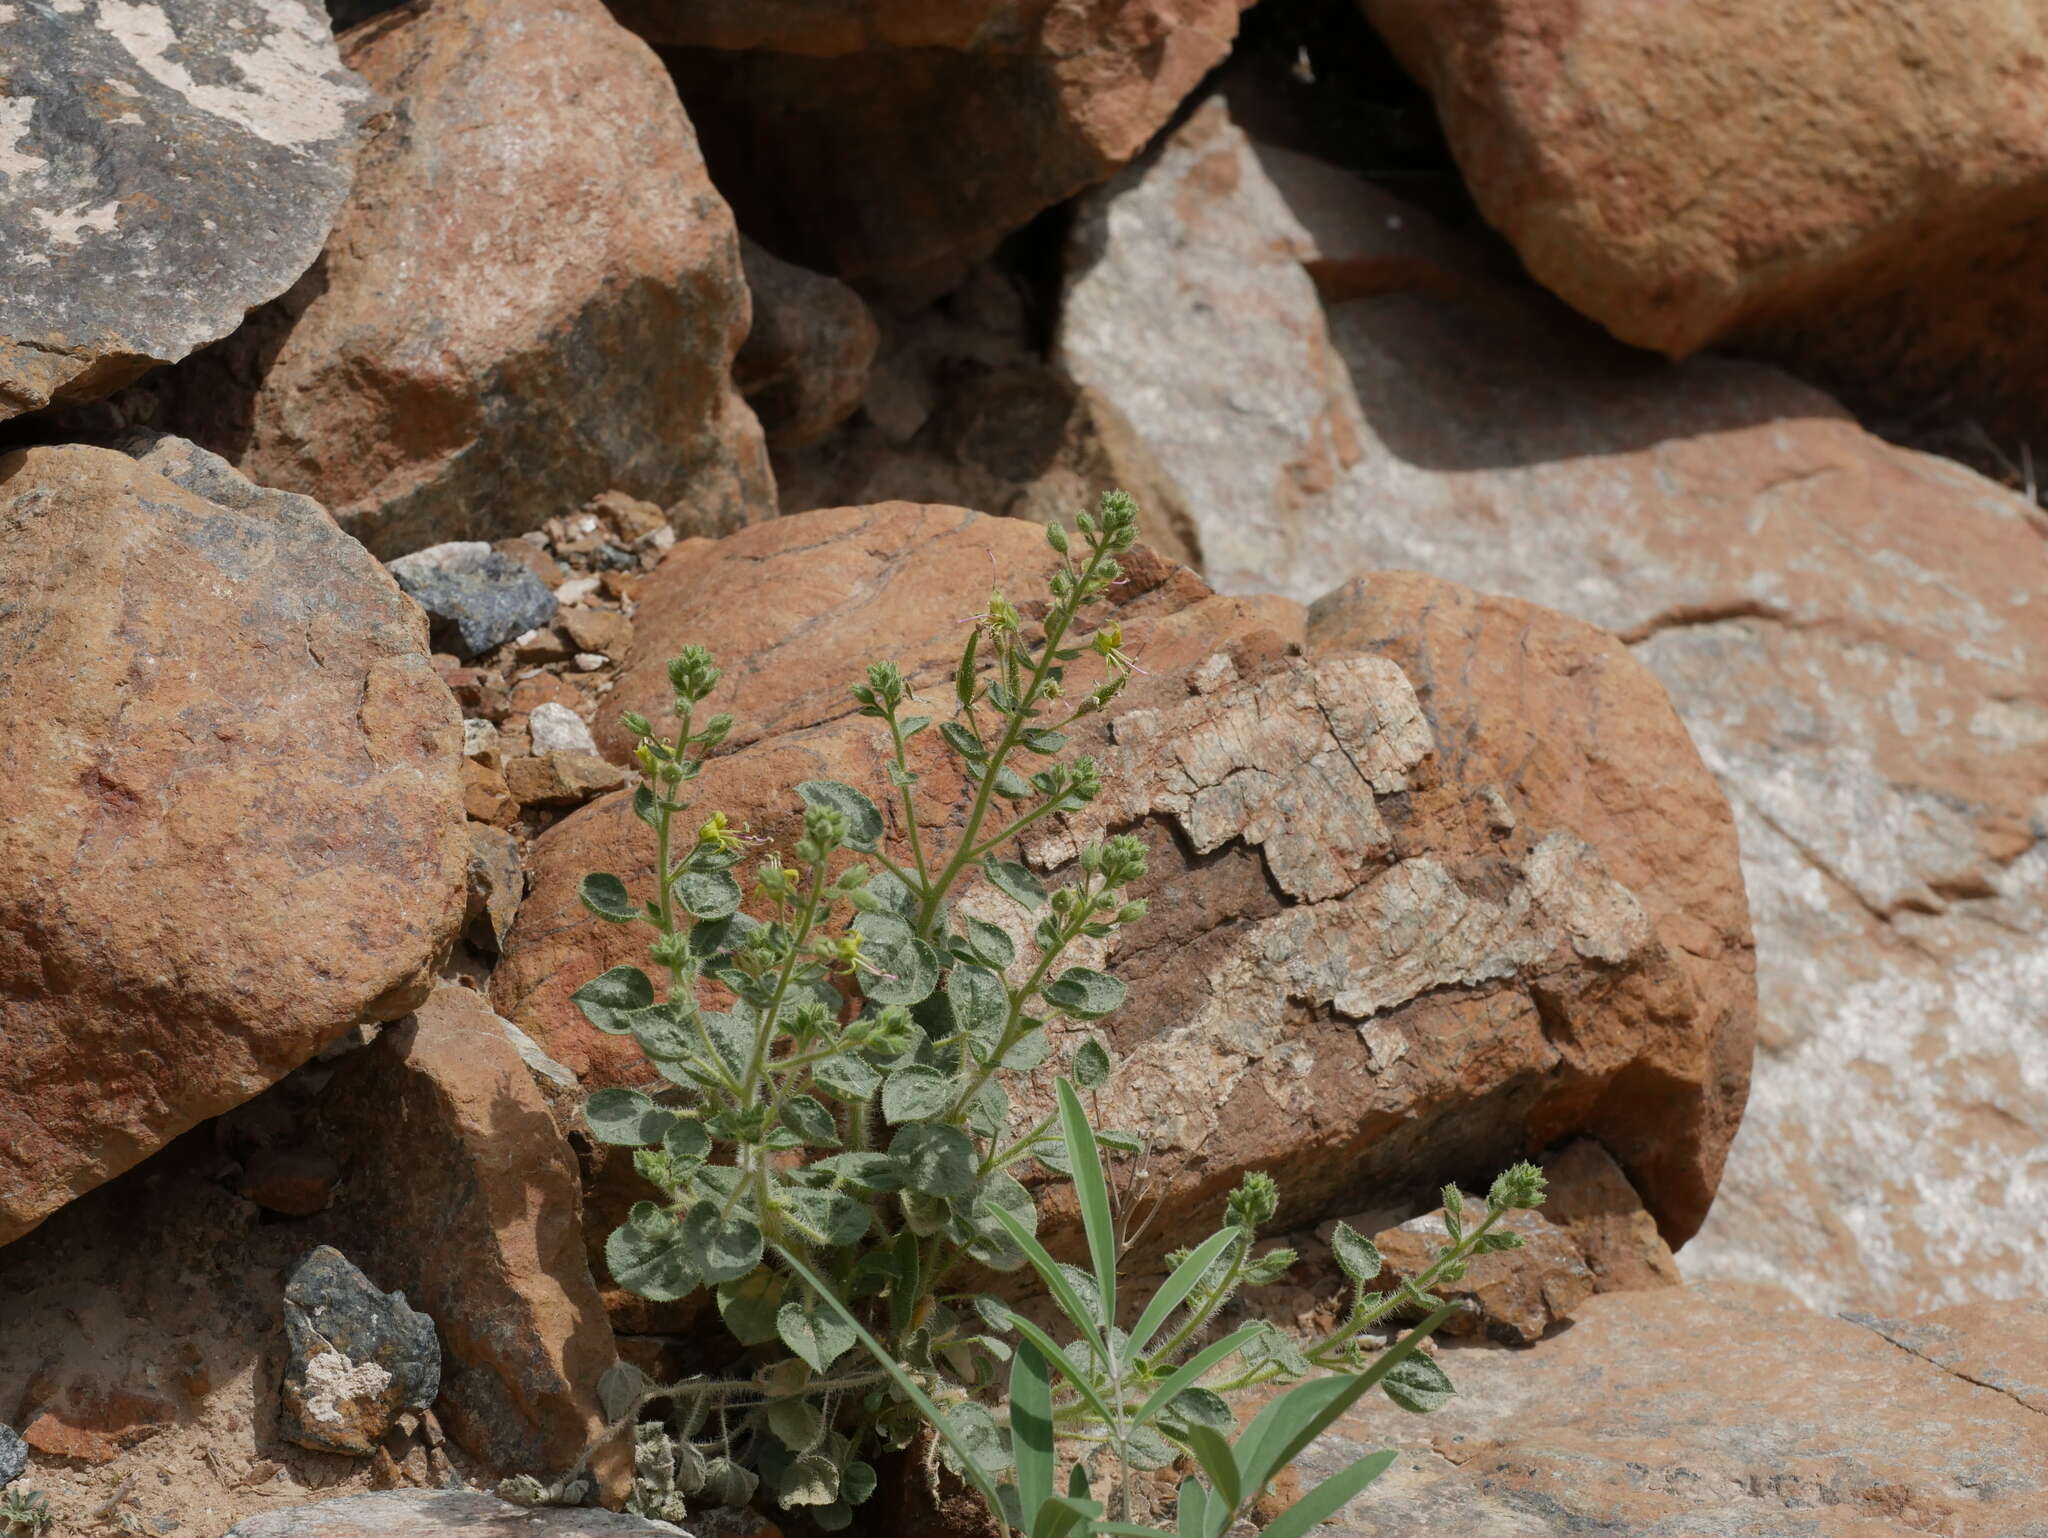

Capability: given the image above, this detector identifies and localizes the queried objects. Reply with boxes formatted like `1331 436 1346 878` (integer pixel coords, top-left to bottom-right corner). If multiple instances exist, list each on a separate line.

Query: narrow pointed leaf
1131 1227 1240 1358
984 1300 1119 1432
1011 1341 1056 1530
1057 1078 1117 1331
1182 1426 1240 1517
987 1205 1108 1363
1133 1325 1265 1428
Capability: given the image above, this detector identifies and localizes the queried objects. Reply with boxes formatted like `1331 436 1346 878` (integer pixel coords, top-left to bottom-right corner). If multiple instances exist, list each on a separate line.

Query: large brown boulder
1358 0 2048 446
312 985 615 1481
0 0 368 420
0 436 467 1247
158 0 771 558
492 504 1752 1299
1059 99 2048 1313
1301 1282 2048 1536
630 0 1253 303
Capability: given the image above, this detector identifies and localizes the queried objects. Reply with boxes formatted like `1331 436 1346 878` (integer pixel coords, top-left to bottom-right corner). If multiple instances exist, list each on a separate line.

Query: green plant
562 490 1547 1532
0 1488 53 1537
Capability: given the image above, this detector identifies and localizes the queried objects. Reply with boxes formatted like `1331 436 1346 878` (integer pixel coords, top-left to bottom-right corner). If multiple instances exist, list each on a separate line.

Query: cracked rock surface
1061 98 2048 1312
0 434 468 1247
1299 1281 2048 1537
493 502 1752 1324
0 0 369 419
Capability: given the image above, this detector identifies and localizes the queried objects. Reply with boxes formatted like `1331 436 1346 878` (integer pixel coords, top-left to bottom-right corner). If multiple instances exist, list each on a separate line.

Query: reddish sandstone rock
1371 1205 1593 1346
1061 99 2048 1311
1359 0 2048 448
0 436 467 1249
494 504 1751 1313
632 0 1253 302
314 985 616 1481
1302 1283 2048 1537
159 0 771 557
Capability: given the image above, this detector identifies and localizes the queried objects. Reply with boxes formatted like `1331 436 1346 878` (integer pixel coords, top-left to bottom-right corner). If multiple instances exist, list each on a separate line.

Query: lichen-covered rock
1060 99 2048 1313
1300 1282 2048 1537
0 0 369 419
280 1247 439 1456
226 1490 687 1536
311 985 614 1479
494 504 1752 1310
1361 0 2048 447
159 0 771 557
0 435 467 1248
640 0 1254 302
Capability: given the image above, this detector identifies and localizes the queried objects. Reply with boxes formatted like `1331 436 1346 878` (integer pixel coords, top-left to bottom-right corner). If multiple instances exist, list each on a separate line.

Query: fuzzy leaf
1380 1352 1456 1414
856 914 940 1007
778 1298 859 1374
606 1206 698 1301
889 1123 978 1197
1043 967 1127 1021
798 780 883 852
1330 1221 1383 1284
717 1269 785 1346
674 869 742 920
1072 1036 1113 1088
790 1188 873 1248
813 1052 882 1102
882 1064 956 1124
583 1088 674 1147
572 966 654 1035
982 857 1048 911
956 915 1017 969
811 1152 908 1193
578 873 639 923
681 1200 764 1284
781 1094 843 1148
948 963 1009 1049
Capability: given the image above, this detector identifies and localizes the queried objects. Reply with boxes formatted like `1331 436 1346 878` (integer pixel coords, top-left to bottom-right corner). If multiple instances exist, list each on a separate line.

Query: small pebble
526 702 597 757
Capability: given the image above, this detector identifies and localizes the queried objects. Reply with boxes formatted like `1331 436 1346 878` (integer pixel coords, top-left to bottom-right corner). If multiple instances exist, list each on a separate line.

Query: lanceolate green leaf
1010 1341 1056 1522
1130 1227 1240 1359
983 1299 1119 1432
1056 1078 1117 1332
1181 1426 1240 1517
986 1204 1108 1364
1132 1325 1266 1428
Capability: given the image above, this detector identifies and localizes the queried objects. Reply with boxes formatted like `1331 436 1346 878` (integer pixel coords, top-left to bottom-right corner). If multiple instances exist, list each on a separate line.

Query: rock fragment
388 544 559 660
280 1248 440 1457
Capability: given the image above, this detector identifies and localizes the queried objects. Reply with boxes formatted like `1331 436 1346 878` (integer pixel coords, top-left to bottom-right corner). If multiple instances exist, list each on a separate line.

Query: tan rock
156 0 772 557
497 503 1751 1305
463 761 515 825
0 436 467 1249
1371 1204 1593 1345
1060 102 2048 1312
1361 0 2048 446
504 752 628 811
314 985 615 1480
464 825 525 953
561 607 633 660
643 0 1253 302
735 238 879 448
1851 1297 2048 1415
1301 1283 2048 1537
1537 1138 1680 1293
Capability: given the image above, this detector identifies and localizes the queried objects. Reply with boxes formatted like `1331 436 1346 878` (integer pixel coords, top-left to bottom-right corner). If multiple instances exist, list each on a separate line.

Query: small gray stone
280 1246 439 1456
526 702 598 757
226 1490 690 1536
0 1420 26 1485
387 543 558 658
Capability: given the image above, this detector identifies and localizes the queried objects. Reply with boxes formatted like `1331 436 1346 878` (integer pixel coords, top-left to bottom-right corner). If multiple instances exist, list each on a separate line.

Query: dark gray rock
0 0 370 420
280 1245 439 1456
0 1419 25 1485
226 1491 690 1536
387 542 558 659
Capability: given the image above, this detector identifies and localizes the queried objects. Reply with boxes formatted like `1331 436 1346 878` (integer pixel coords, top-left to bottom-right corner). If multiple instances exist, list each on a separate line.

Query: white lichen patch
0 97 40 181
299 1348 393 1426
97 0 359 146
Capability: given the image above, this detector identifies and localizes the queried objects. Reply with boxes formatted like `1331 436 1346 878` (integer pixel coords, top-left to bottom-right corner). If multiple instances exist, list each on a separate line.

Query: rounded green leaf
841 1461 878 1507
777 1298 858 1374
1330 1221 1383 1284
966 1171 1037 1271
813 1052 881 1102
781 1094 843 1148
1380 1352 1455 1414
881 1064 955 1124
662 1116 712 1166
681 1200 764 1284
790 1188 874 1248
955 915 1017 969
859 922 939 1007
889 1123 978 1198
606 1209 699 1301
572 965 655 1035
579 873 640 923
1042 967 1127 1021
947 962 1009 1047
797 780 883 852
982 857 1047 911
716 1269 785 1346
674 869 742 920
584 1088 675 1147
1071 1035 1113 1088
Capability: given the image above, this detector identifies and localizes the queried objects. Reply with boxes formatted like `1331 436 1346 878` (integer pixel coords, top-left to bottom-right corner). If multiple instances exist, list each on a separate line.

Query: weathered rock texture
0 435 467 1248
161 0 770 557
639 0 1254 302
734 238 879 448
1062 99 2048 1313
279 1246 439 1457
227 1490 686 1536
1301 1282 2048 1537
313 984 615 1479
493 504 1752 1318
1359 0 2048 446
0 0 368 419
